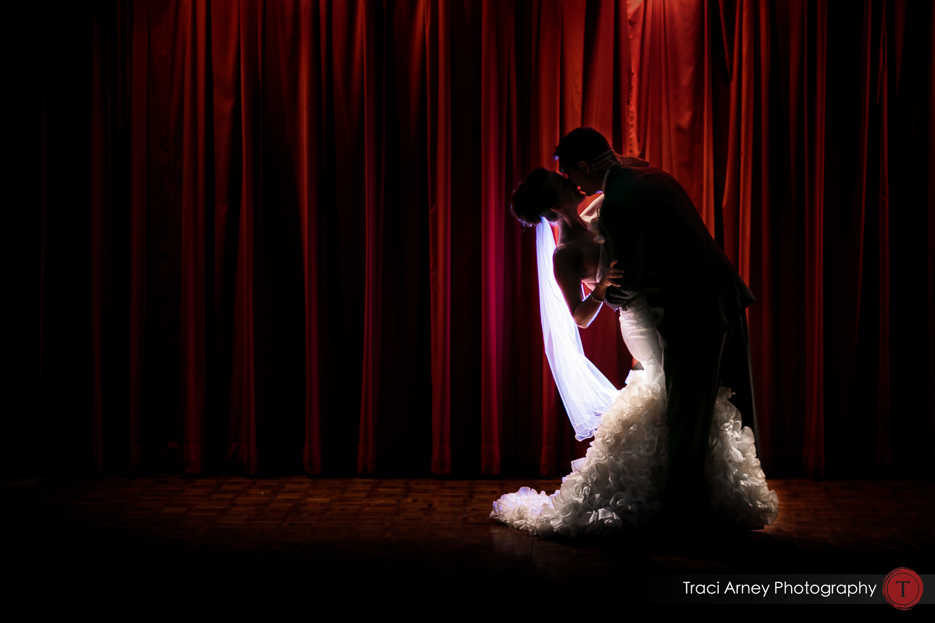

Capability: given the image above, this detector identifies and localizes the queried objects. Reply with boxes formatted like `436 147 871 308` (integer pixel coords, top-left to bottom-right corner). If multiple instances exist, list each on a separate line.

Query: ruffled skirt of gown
490 370 779 537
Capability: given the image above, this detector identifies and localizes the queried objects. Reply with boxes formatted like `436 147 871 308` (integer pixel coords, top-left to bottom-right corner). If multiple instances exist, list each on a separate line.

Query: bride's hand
591 150 650 170
593 260 623 300
618 155 649 168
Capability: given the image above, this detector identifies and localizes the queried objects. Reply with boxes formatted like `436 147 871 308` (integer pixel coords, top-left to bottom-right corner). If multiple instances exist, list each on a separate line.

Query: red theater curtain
12 0 934 479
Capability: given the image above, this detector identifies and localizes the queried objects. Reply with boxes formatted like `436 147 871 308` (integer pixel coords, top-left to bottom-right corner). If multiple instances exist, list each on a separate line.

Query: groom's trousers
661 311 757 515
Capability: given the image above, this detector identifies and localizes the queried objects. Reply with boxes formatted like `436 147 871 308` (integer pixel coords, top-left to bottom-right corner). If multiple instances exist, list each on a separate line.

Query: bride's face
561 161 602 195
548 172 586 213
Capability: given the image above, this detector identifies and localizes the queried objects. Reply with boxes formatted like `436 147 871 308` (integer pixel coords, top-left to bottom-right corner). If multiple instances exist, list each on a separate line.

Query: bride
493 159 778 537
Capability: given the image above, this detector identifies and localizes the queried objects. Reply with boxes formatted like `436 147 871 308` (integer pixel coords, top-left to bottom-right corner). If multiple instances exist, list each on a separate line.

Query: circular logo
883 568 923 610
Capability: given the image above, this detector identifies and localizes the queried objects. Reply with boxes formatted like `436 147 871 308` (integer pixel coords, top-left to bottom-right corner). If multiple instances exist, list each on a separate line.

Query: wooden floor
3 476 932 605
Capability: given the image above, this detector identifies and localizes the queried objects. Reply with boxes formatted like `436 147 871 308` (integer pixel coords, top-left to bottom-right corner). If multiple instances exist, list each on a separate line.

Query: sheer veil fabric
535 218 618 441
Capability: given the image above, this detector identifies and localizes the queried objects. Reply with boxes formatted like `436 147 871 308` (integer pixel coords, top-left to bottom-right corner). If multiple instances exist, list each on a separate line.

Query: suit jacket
598 166 754 347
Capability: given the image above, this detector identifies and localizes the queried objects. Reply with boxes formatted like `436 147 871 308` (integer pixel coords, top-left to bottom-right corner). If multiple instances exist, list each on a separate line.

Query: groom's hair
555 127 611 171
510 167 559 227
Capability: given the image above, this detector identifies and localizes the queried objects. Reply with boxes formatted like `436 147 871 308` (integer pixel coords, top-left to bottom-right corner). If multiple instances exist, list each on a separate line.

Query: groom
556 127 757 520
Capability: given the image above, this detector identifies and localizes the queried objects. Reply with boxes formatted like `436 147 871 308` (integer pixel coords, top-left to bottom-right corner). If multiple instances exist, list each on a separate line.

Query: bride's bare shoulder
552 241 582 262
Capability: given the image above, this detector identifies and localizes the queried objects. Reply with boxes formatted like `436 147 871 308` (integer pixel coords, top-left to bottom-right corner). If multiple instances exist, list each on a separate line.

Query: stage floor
3 476 932 603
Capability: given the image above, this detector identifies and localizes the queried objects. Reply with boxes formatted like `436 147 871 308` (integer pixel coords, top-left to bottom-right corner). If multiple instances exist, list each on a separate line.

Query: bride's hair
510 167 560 227
555 127 612 171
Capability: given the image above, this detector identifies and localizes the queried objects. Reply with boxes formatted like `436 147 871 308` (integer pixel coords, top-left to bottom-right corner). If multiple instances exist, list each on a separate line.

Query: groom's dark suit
597 165 757 514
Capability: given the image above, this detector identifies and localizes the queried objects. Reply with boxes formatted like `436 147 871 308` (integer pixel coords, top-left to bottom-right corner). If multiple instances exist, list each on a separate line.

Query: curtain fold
15 0 934 479
425 0 452 475
478 0 514 475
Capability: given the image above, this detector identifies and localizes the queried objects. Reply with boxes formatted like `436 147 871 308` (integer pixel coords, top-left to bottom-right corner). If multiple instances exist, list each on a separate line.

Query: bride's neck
556 211 587 238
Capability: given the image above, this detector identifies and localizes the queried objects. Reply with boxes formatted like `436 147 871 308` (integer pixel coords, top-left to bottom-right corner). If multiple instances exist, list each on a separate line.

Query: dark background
7 0 934 479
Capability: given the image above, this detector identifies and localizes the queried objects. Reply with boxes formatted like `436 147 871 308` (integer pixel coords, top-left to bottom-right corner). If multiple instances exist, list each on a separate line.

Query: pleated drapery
11 0 934 479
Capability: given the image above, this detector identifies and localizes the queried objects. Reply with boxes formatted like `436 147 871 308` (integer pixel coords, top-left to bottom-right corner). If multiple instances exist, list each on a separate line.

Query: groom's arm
598 197 646 309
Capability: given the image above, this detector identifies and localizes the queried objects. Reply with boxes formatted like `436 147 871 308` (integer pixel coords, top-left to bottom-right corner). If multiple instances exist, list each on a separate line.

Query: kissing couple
491 127 778 537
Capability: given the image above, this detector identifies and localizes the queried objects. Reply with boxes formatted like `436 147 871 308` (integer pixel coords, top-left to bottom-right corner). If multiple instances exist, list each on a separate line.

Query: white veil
536 218 619 440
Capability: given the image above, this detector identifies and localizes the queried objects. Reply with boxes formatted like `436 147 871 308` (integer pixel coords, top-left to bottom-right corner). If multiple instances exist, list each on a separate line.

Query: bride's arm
553 246 622 329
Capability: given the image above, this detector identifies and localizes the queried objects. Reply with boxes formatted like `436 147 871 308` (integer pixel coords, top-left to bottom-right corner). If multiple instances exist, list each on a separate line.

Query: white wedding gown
491 294 779 537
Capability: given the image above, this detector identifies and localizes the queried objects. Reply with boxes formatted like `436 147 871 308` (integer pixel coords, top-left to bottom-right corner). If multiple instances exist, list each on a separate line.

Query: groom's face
560 161 598 195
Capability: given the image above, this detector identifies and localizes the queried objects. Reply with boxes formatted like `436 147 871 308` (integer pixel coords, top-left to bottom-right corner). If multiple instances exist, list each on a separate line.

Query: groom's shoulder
605 165 679 201
609 165 677 185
